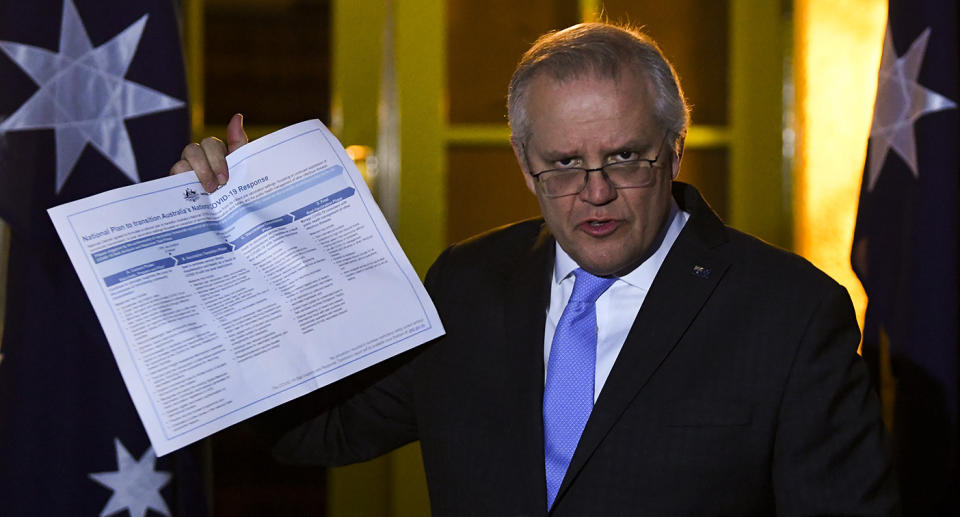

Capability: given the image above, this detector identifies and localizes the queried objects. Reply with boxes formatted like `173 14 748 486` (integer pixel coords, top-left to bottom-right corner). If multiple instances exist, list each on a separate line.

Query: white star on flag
0 0 184 193
866 26 957 191
88 438 172 517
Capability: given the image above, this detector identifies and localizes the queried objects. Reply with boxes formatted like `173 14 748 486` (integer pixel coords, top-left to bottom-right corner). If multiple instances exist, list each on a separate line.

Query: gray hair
507 23 690 152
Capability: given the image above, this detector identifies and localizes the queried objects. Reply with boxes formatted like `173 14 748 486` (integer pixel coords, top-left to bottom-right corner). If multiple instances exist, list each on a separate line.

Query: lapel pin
692 265 711 279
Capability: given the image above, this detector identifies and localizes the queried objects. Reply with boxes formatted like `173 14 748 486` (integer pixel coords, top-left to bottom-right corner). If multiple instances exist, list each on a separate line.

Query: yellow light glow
795 0 887 329
345 144 377 189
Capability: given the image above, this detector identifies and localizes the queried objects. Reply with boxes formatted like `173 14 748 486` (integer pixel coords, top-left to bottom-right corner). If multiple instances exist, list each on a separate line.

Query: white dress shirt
544 199 690 401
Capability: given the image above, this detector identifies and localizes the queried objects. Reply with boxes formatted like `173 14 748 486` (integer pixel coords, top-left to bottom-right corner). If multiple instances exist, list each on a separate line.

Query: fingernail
217 173 228 185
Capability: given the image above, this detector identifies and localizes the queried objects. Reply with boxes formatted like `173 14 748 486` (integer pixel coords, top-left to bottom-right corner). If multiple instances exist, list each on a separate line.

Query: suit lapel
501 224 554 512
556 183 732 504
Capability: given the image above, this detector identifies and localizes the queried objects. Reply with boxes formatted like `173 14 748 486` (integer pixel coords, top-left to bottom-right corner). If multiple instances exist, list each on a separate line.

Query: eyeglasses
529 133 671 198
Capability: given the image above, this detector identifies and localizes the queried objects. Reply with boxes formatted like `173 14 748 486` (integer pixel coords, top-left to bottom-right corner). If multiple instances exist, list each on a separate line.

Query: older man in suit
173 22 898 516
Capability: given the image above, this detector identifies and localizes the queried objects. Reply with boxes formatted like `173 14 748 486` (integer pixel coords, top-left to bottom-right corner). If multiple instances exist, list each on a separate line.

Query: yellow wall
794 0 887 326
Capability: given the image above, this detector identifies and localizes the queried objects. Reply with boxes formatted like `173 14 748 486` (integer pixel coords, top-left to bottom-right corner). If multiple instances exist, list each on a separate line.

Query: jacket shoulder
718 225 847 299
436 218 547 271
423 218 550 298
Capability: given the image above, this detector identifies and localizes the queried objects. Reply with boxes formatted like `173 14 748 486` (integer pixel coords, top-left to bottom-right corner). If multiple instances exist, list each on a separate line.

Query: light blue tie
543 268 616 510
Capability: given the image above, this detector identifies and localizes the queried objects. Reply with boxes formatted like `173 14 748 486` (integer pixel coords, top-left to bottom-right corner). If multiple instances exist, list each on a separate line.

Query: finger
200 136 229 187
181 142 219 193
226 113 249 154
169 159 192 176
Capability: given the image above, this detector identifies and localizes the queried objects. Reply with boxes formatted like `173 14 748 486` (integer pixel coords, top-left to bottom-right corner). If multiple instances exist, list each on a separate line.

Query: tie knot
569 268 616 304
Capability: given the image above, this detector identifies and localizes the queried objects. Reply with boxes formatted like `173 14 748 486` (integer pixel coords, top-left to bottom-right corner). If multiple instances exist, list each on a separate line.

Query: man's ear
512 136 537 194
670 136 685 180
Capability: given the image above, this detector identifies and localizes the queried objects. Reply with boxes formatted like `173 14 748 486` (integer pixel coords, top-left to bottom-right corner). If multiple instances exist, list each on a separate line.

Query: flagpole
0 218 8 363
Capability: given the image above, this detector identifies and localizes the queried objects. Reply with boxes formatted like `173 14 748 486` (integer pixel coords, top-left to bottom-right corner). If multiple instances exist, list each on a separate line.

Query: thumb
226 113 249 154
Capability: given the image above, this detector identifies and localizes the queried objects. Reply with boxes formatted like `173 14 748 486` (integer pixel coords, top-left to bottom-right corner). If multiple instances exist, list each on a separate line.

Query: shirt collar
553 197 690 290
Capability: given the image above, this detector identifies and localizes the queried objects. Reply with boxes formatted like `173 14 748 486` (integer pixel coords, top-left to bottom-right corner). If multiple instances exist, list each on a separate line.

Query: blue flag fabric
852 1 958 513
0 0 207 515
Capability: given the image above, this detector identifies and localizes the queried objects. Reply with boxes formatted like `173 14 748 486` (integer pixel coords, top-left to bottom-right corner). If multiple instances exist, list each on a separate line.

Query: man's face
513 71 680 277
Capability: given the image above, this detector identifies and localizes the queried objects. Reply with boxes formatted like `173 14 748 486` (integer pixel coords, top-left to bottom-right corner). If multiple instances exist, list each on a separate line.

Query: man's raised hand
169 113 249 192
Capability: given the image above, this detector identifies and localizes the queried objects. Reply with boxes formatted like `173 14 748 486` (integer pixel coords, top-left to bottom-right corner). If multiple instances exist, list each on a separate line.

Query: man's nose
579 168 617 204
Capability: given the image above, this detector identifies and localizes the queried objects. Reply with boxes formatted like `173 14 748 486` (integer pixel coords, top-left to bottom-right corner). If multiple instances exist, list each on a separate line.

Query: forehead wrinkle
525 73 661 162
530 116 655 156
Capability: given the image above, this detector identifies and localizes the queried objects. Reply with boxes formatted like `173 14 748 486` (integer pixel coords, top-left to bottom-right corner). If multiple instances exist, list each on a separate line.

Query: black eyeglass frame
527 131 673 198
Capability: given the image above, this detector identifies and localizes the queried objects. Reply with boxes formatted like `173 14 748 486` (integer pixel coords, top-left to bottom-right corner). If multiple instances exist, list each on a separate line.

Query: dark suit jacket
274 183 899 516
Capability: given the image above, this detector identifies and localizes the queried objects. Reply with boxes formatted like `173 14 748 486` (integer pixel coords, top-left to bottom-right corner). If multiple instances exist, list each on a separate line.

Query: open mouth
581 219 619 236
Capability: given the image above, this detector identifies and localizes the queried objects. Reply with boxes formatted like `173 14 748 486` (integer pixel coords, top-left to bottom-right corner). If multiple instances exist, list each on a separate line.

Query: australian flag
852 0 958 513
0 0 206 515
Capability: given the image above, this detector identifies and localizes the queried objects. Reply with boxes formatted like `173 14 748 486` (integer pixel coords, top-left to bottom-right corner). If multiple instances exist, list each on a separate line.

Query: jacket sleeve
269 351 421 466
772 281 900 515
268 246 453 466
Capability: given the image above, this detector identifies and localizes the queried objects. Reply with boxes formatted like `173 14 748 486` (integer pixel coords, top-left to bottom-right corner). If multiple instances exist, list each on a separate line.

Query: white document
48 120 445 456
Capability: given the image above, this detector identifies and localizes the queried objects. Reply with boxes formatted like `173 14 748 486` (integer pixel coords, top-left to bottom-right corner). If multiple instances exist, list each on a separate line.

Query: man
173 23 898 516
